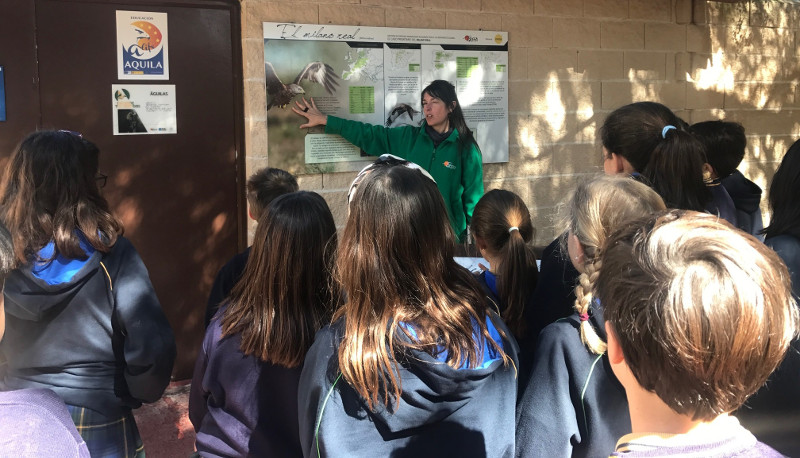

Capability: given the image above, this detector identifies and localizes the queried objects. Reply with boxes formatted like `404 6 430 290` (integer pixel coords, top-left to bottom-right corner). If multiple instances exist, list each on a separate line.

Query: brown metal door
1 0 245 378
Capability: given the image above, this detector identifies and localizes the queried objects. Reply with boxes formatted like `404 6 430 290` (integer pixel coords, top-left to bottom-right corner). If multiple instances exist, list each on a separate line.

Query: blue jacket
0 236 175 418
766 234 800 300
298 314 518 457
516 304 630 458
190 313 303 457
705 180 738 227
204 247 251 328
721 171 764 238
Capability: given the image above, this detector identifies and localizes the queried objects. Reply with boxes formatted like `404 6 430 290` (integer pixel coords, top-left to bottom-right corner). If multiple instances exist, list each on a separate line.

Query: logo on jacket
443 161 456 170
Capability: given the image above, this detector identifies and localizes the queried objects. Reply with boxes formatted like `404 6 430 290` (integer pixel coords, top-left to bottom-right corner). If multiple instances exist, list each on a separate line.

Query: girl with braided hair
527 102 711 359
516 175 665 458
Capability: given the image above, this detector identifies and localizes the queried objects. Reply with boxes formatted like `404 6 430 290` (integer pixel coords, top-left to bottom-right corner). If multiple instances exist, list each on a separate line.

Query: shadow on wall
482 0 799 243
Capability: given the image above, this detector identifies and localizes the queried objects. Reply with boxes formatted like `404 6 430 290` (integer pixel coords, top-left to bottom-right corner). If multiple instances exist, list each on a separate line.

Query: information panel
263 23 508 173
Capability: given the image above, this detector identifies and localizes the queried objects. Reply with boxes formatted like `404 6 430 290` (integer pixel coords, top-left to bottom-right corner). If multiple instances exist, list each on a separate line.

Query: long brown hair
470 189 538 337
220 191 338 368
0 130 123 263
335 166 509 410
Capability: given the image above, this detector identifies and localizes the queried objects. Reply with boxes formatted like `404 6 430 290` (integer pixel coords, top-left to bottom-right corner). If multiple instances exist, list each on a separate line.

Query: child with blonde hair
516 174 665 458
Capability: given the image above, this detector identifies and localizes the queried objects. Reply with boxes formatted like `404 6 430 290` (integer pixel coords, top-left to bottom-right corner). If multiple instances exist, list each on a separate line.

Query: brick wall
242 0 800 243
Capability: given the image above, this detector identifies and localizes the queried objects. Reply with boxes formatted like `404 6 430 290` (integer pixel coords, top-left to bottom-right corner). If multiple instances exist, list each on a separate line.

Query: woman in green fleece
293 80 483 243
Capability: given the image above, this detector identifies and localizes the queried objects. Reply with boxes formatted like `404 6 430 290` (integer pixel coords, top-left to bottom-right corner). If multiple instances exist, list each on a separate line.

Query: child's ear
248 208 257 221
605 321 625 365
611 153 633 174
702 162 715 181
473 235 488 254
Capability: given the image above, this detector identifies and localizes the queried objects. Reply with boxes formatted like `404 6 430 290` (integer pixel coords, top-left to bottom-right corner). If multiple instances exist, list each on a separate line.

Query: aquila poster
116 10 169 80
263 23 509 174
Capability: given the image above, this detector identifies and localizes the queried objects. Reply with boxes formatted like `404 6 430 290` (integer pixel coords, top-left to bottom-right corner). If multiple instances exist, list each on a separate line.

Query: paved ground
134 380 195 457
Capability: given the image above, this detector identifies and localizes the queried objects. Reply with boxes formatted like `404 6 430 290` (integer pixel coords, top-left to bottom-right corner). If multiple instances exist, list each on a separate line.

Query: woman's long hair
335 166 509 410
421 80 478 154
763 139 800 240
600 101 710 211
0 130 123 263
470 189 538 337
220 191 338 368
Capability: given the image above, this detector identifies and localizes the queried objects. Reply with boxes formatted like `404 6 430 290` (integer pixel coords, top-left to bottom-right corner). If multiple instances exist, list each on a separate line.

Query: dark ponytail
643 128 710 211
470 189 538 337
600 101 710 211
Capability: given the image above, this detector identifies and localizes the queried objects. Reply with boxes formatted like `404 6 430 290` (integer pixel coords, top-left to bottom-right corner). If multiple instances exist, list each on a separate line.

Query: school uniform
611 416 784 457
721 171 764 238
0 388 90 457
516 304 630 458
705 179 738 227
298 314 519 458
204 247 251 328
0 235 176 457
190 312 303 457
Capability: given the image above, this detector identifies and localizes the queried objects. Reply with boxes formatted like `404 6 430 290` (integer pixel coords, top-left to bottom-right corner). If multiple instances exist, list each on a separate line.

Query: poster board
263 23 509 174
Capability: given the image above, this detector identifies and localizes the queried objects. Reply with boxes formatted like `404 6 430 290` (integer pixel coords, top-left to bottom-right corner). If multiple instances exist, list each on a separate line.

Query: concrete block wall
241 0 800 244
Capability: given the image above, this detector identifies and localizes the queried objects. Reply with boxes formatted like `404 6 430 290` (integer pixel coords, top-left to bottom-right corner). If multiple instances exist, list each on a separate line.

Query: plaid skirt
66 405 145 458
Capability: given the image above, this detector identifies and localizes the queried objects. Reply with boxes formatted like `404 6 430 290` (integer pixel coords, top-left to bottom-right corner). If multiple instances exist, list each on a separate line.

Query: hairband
508 226 519 234
661 125 677 138
347 154 436 204
579 312 590 322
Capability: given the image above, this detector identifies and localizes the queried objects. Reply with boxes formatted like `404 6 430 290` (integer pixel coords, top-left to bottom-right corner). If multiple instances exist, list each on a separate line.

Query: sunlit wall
241 0 800 242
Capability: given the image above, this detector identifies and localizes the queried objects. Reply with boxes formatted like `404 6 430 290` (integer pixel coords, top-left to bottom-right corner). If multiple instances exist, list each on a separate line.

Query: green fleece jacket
326 116 484 242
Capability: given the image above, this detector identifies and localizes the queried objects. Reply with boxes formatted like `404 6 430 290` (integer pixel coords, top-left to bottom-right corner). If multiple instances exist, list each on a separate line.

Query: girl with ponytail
516 175 665 458
470 189 538 340
528 102 712 359
600 101 711 211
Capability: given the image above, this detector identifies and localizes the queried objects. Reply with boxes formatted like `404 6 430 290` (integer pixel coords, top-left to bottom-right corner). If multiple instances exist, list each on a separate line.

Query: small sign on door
112 84 177 135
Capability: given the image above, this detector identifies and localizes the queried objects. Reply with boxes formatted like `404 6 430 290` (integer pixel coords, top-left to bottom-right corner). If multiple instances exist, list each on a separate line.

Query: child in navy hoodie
692 120 763 236
299 163 518 458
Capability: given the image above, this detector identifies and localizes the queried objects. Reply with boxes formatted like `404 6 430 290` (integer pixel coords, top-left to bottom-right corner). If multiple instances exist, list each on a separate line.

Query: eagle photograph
265 61 340 110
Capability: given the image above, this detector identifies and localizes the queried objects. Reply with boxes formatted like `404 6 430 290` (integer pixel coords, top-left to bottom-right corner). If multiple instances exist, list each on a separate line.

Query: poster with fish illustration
116 10 169 80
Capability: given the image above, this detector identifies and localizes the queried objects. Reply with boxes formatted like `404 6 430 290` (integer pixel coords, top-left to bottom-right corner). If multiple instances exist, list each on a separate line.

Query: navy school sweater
298 314 519 458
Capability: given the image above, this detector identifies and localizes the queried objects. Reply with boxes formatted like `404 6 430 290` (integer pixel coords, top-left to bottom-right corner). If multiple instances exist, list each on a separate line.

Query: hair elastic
579 312 590 322
508 226 519 234
661 125 677 138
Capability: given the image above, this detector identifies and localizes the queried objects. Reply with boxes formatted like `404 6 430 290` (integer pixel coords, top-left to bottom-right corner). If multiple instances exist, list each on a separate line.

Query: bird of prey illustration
265 61 340 110
386 103 423 128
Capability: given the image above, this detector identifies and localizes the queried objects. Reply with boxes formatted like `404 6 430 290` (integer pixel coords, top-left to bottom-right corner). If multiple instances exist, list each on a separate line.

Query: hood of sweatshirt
362 313 516 435
721 170 763 213
4 236 100 322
